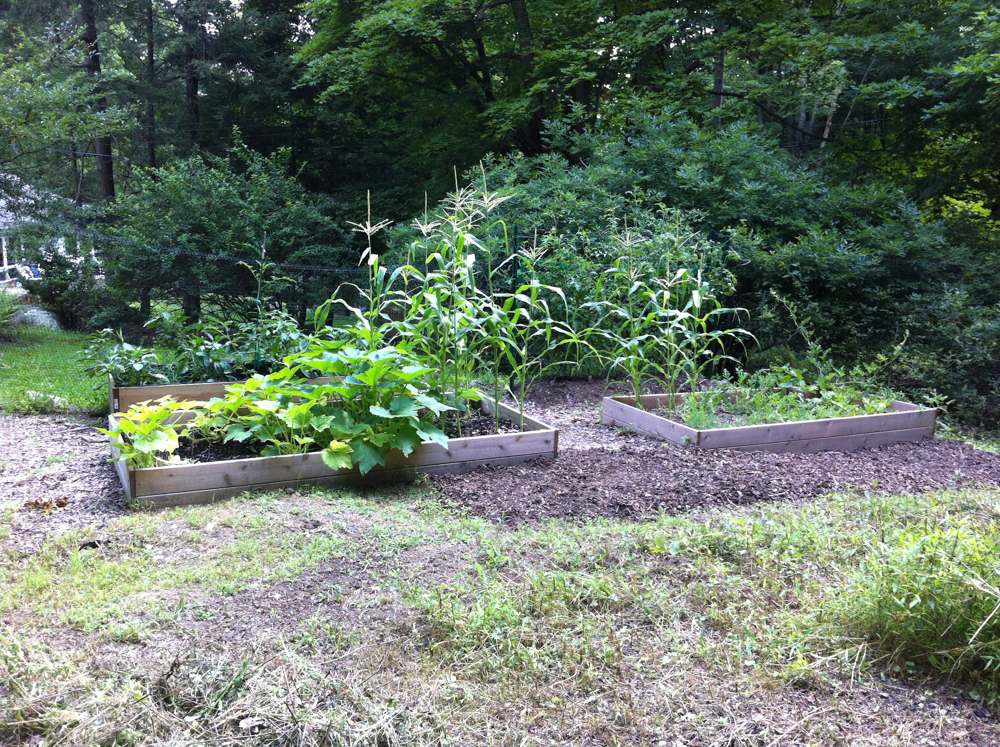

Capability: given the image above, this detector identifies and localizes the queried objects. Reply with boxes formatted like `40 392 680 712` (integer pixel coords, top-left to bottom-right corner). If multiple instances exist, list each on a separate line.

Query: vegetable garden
86 188 943 507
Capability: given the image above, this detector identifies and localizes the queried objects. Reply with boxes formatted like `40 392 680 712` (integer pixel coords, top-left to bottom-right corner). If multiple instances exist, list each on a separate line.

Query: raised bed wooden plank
725 425 933 453
109 395 558 508
696 405 936 449
601 393 935 453
129 454 545 509
479 397 552 434
601 415 680 444
602 397 699 445
133 428 556 497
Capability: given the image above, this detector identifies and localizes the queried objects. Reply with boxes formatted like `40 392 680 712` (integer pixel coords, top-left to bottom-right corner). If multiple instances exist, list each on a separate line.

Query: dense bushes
104 135 351 323
473 111 1000 426
82 309 309 386
19 239 111 331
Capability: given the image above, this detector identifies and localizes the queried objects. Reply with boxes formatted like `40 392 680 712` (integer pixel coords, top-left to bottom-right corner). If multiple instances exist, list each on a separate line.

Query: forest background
1 0 998 426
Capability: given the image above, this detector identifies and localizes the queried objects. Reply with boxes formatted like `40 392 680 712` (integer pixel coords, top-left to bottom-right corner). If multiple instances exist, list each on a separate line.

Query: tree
79 0 115 199
0 30 127 207
107 135 350 322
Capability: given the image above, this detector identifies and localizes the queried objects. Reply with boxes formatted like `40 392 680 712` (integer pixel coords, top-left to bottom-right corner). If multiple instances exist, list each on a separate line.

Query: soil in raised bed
176 436 265 463
432 439 1000 525
441 410 522 438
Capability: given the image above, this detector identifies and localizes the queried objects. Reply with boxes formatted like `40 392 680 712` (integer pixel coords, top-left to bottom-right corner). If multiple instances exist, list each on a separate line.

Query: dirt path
0 414 127 553
436 378 1000 523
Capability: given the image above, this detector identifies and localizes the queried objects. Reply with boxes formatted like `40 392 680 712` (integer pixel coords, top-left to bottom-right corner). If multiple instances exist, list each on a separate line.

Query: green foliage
17 238 108 332
0 293 17 336
105 135 350 321
838 512 1000 695
98 397 195 469
889 285 1000 427
81 329 169 386
215 344 452 473
674 376 896 430
80 308 309 386
584 228 749 407
0 33 129 195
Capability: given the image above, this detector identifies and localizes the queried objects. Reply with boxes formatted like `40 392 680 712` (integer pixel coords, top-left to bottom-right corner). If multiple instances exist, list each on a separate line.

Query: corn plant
585 229 750 410
486 275 584 429
398 227 487 434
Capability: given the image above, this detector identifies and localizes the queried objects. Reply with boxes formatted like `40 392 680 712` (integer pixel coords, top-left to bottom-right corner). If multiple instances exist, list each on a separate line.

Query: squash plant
218 343 454 473
98 396 196 468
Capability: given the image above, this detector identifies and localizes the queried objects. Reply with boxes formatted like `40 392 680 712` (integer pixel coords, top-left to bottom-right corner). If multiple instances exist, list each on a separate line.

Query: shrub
18 239 108 331
0 291 17 339
475 109 1000 424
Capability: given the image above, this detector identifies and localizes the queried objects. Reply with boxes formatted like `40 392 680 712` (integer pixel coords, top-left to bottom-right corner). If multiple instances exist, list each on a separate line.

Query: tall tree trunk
181 1 202 154
70 143 84 205
509 0 543 155
146 0 157 168
80 0 115 200
183 290 201 322
711 20 729 125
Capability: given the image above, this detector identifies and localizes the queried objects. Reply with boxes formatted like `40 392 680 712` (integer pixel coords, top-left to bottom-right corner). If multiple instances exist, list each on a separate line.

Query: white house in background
0 178 95 286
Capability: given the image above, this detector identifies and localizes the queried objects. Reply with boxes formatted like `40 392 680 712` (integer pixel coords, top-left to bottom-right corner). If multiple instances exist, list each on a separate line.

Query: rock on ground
10 303 61 330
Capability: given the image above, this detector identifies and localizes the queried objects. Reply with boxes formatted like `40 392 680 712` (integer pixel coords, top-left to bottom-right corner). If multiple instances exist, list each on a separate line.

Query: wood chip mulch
433 440 1000 525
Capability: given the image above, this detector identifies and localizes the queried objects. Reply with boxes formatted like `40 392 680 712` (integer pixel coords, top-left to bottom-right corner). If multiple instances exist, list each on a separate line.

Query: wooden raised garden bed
602 394 936 453
109 394 558 509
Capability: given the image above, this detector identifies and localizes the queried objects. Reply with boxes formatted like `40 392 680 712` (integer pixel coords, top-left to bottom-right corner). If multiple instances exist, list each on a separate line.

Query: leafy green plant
201 342 454 475
98 397 195 468
80 329 171 386
840 518 1000 694
672 375 897 429
0 291 18 337
487 272 583 430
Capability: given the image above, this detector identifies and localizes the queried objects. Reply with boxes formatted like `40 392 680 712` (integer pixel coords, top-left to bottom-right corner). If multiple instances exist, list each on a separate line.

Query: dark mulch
176 436 263 463
516 377 667 409
433 440 1000 525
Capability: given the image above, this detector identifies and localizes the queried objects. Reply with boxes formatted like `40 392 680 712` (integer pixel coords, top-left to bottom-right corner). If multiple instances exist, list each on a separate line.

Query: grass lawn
1 484 997 744
0 325 106 413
